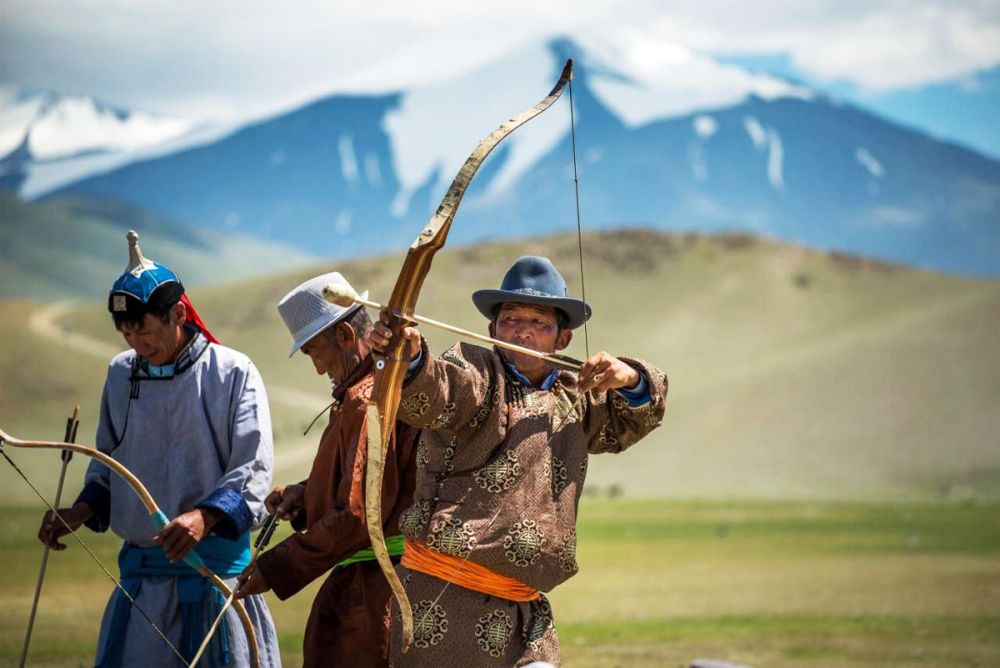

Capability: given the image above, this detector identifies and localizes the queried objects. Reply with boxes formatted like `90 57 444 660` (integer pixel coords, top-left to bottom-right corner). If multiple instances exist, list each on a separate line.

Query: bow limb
0 428 260 668
365 58 574 652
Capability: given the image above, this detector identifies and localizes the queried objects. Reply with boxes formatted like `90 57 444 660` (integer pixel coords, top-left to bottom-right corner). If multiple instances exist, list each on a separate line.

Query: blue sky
1 1 998 157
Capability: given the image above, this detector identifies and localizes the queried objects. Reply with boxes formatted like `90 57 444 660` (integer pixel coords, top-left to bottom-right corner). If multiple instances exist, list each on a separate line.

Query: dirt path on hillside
27 301 328 414
27 301 123 360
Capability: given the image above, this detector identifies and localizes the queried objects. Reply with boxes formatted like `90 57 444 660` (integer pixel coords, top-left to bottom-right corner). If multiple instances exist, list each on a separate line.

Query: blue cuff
76 481 111 533
196 488 254 540
616 373 651 407
406 348 424 378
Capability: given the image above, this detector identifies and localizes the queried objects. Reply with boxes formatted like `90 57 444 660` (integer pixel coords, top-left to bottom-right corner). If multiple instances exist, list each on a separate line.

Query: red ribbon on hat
180 294 220 344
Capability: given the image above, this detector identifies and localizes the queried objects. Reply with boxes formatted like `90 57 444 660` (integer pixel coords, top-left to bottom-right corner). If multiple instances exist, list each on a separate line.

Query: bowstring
568 75 590 359
1 449 188 665
187 511 281 667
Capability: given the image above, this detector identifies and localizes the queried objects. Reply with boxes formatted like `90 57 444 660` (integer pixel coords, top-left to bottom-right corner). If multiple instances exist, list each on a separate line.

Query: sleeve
584 358 668 455
196 360 274 539
616 372 651 406
397 340 495 432
255 417 419 599
289 478 310 532
76 370 116 532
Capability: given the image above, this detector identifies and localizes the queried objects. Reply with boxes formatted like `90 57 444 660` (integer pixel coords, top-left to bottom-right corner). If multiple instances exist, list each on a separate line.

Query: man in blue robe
37 232 281 667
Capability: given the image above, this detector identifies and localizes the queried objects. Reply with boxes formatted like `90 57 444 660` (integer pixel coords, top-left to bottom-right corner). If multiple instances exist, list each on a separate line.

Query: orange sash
402 539 541 602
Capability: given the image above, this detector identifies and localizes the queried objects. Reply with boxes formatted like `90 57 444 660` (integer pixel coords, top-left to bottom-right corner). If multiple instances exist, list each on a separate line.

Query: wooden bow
0 427 260 668
364 58 575 651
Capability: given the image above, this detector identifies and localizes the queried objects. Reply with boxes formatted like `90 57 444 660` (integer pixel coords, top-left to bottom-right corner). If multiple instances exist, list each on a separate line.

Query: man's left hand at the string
577 351 641 393
153 508 221 562
235 561 270 599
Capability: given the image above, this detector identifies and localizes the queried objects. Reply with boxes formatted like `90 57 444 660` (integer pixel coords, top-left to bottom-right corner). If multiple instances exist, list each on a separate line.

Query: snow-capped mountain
6 37 998 275
0 86 199 191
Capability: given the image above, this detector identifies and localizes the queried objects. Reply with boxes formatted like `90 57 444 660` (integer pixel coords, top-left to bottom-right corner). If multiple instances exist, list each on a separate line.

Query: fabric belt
97 534 251 668
335 534 404 570
401 538 541 602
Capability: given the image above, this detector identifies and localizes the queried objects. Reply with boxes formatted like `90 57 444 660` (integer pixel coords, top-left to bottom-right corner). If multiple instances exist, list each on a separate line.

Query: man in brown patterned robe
236 272 418 667
369 256 668 667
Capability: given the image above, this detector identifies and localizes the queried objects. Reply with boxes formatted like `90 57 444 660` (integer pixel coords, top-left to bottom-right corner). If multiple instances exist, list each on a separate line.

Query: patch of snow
766 128 784 190
338 134 358 184
19 120 239 199
584 146 604 165
871 206 926 228
384 42 569 215
390 188 413 218
693 115 718 138
28 97 191 160
334 210 352 235
687 142 708 181
855 147 885 178
583 29 813 128
744 116 766 150
364 153 382 186
269 149 287 167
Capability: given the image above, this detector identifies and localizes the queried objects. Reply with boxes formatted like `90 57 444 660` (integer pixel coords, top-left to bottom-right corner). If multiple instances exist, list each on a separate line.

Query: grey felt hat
277 272 367 357
471 256 591 330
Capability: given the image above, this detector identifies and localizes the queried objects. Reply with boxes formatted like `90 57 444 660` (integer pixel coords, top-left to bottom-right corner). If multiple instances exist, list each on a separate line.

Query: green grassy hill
0 193 314 300
1 229 998 503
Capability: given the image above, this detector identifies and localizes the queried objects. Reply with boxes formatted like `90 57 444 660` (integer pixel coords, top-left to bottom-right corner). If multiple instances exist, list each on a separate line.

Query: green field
1 500 997 667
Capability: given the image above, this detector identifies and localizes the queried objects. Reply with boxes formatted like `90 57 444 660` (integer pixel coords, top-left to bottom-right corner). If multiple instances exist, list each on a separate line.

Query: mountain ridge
2 39 997 276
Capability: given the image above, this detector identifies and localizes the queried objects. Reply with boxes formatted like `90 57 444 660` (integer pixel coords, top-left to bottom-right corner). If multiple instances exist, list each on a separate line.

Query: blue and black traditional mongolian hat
106 231 219 342
472 255 591 330
109 230 183 314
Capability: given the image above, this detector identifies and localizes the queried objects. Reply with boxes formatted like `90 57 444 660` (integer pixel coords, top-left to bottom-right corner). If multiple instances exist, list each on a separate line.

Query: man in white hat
236 272 419 667
37 232 281 667
369 255 668 667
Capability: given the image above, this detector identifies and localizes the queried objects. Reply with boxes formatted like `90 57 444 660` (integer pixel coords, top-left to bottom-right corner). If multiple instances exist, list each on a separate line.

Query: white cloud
639 1 1000 91
0 0 996 124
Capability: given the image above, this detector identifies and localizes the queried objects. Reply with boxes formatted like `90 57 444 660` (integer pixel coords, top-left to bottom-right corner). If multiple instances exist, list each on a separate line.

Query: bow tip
400 628 414 654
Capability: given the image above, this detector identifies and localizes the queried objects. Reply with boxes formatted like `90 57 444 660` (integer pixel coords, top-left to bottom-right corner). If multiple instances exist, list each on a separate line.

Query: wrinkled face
490 302 572 380
301 326 352 383
118 307 185 366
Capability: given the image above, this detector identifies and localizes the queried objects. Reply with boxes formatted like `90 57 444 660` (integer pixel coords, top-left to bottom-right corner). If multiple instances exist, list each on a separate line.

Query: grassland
0 500 996 667
3 230 998 502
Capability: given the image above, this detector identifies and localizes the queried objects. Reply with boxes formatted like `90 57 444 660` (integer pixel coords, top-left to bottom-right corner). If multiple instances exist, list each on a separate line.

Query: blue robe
77 329 281 667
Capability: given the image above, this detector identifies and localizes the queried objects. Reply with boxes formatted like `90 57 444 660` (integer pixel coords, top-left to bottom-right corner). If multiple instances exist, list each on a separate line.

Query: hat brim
471 289 591 330
287 296 366 357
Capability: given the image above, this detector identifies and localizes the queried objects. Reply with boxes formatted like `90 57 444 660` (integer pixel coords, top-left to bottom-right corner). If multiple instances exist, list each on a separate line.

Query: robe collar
498 349 559 390
136 325 210 379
